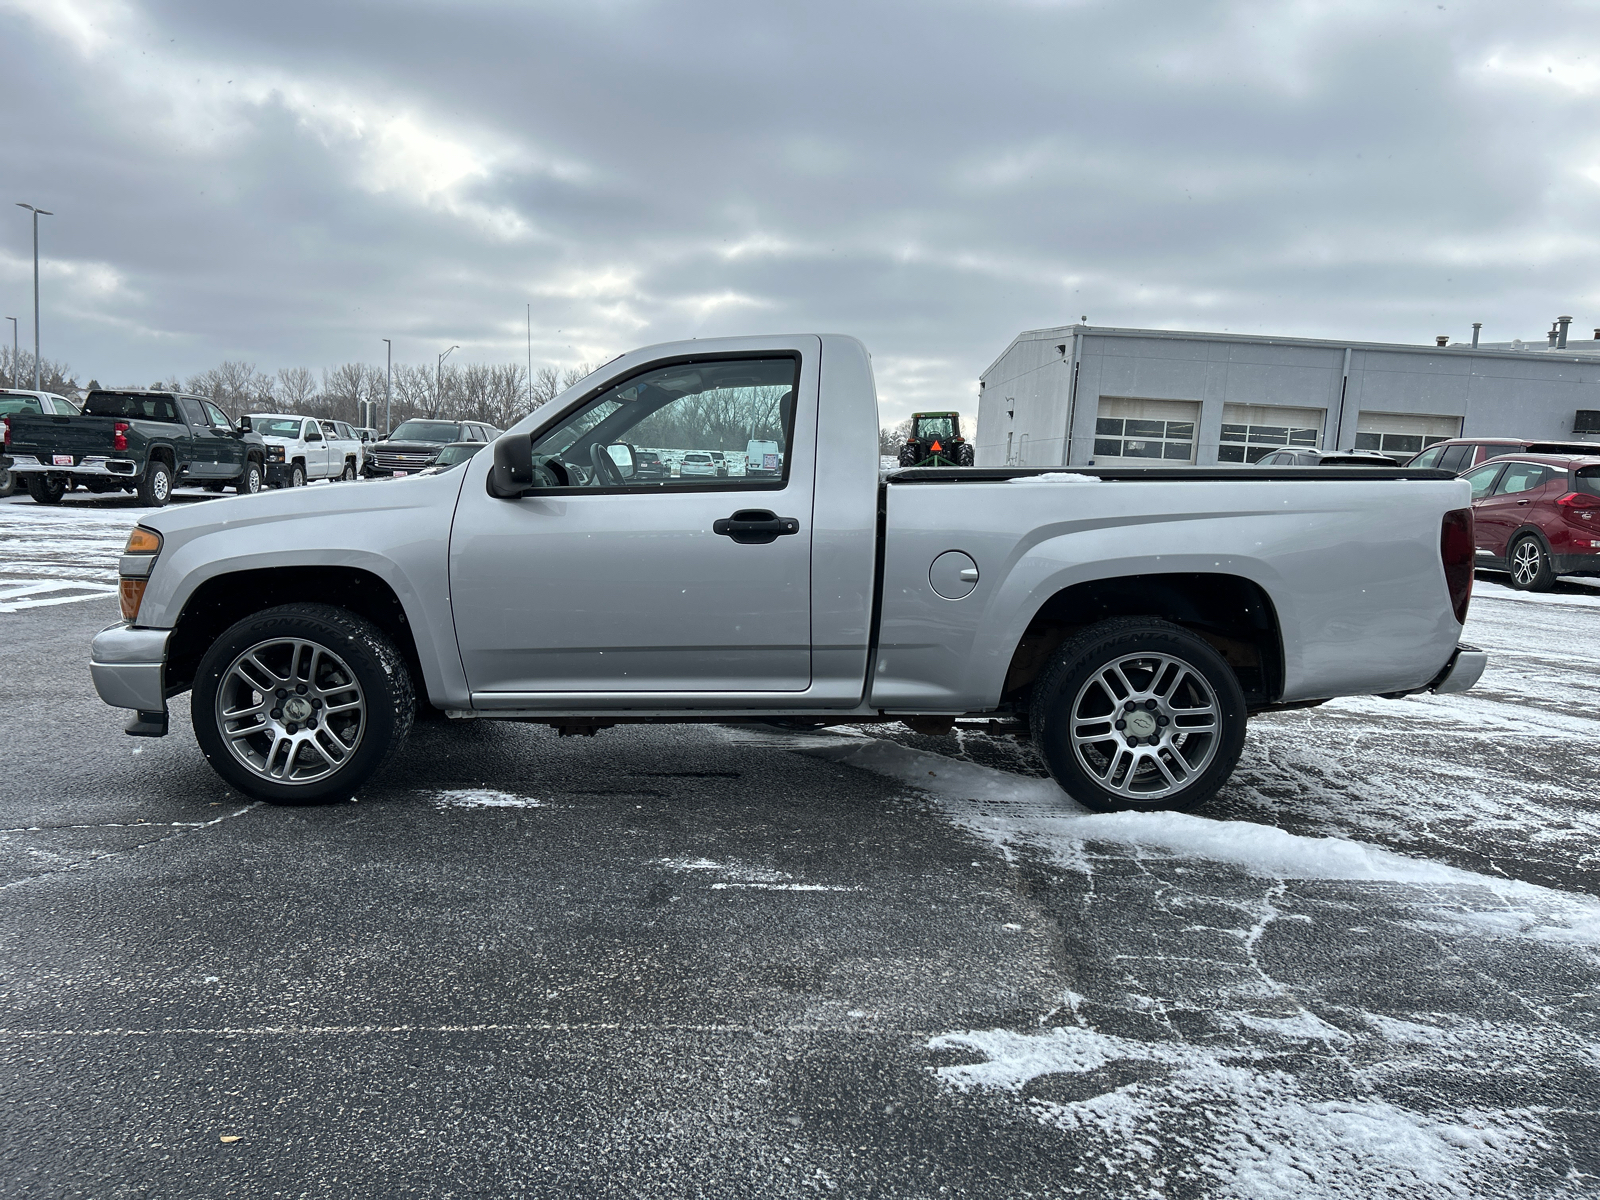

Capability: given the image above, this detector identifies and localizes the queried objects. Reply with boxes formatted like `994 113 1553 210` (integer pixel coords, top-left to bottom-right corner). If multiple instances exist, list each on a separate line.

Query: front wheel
339 460 357 482
1508 535 1555 592
289 462 306 488
191 603 415 804
1030 618 1247 813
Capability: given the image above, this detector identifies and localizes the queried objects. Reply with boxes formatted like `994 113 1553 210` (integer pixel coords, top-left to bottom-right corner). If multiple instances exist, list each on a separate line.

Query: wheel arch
1000 572 1285 711
165 566 426 703
146 443 176 470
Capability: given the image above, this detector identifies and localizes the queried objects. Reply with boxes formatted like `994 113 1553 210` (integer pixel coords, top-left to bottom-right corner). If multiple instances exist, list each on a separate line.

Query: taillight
1556 492 1597 519
1441 507 1474 625
112 421 129 452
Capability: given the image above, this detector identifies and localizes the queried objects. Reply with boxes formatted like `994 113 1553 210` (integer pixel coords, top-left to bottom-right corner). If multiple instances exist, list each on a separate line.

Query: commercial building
975 322 1600 468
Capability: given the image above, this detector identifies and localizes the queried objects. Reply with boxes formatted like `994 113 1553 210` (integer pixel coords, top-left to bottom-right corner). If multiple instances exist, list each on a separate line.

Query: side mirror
238 416 252 433
605 443 636 479
488 433 534 498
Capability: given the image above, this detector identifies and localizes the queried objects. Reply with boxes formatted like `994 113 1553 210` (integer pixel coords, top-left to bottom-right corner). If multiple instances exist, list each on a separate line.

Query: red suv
1408 438 1599 473
1461 453 1600 590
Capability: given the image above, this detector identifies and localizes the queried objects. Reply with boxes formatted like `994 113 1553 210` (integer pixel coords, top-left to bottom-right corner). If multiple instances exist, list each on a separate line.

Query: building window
1352 412 1461 457
1094 417 1195 461
1217 404 1325 463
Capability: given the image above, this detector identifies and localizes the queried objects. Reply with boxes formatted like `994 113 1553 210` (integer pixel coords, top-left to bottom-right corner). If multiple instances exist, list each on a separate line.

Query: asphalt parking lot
2 492 1598 1198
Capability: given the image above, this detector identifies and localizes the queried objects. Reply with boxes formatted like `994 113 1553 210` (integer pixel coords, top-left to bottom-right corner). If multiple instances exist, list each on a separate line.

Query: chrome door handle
712 509 800 545
1517 499 1530 505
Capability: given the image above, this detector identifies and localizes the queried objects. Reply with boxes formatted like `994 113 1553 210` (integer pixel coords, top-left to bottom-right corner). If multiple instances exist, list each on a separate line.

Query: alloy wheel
214 637 367 785
1068 652 1221 801
1512 540 1542 587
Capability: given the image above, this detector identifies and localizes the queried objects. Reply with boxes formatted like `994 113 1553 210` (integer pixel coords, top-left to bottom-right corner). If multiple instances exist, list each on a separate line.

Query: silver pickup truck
90 334 1484 812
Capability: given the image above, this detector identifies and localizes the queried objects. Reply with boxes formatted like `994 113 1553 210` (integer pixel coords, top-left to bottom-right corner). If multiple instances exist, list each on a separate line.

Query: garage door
1218 404 1326 463
1093 397 1200 465
1353 412 1461 458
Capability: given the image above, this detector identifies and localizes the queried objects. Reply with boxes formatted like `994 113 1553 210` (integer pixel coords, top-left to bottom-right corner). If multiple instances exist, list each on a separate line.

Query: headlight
120 526 162 621
268 445 285 460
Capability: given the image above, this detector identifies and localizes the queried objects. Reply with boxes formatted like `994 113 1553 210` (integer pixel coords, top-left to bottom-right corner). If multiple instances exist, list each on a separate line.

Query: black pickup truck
5 390 267 506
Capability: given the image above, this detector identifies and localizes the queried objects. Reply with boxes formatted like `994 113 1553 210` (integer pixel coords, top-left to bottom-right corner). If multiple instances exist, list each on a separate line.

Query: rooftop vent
1559 315 1573 349
1435 335 1450 347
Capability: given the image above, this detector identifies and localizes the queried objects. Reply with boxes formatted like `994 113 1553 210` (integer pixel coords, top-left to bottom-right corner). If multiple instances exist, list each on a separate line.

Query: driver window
202 400 232 430
529 356 799 490
1462 463 1504 500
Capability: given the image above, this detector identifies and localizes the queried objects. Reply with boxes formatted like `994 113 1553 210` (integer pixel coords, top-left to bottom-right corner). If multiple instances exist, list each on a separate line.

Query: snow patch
930 1023 1545 1198
657 857 854 892
1005 472 1100 484
432 789 545 809
815 738 1600 942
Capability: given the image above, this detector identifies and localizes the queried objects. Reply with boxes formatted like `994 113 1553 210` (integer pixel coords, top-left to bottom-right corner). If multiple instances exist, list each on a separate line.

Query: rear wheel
1508 535 1555 592
191 603 415 805
136 459 173 507
25 474 67 505
0 465 14 498
957 442 976 467
1030 618 1247 813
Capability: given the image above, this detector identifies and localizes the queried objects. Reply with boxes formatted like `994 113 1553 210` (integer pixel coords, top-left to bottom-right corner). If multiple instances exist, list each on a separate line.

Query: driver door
449 343 818 700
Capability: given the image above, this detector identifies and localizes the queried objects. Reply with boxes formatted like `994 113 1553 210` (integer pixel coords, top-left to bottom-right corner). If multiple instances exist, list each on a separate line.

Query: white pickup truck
91 335 1483 812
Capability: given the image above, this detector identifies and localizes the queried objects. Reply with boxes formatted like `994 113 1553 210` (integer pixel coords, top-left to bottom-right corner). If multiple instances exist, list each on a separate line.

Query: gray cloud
4 0 1600 423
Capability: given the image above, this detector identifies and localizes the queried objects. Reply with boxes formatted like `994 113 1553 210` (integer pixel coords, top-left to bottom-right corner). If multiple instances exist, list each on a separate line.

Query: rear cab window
84 393 179 422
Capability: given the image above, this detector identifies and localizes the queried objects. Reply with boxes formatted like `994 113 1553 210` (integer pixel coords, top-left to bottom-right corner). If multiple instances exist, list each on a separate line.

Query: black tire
1507 534 1556 592
25 474 66 505
339 460 356 482
1030 618 1247 813
136 459 173 507
289 462 306 488
898 444 921 468
0 465 14 499
957 442 976 467
236 460 263 495
191 603 415 805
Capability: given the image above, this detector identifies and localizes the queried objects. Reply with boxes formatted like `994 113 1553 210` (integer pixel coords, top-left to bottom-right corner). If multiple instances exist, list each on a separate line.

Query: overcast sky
4 0 1600 423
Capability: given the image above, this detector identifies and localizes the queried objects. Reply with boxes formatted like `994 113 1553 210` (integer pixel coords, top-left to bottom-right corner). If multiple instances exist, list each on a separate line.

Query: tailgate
8 414 123 459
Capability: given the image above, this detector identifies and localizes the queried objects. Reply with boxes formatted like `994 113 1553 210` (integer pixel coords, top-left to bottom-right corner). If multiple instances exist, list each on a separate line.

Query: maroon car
1461 453 1600 590
1408 437 1599 473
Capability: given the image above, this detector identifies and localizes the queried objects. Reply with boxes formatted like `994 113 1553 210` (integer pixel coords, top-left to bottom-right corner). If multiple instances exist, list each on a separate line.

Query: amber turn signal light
119 578 149 621
124 527 162 555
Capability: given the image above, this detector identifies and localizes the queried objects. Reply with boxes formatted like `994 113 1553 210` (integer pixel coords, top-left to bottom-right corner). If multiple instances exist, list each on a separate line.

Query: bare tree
186 361 273 418
274 367 317 412
1 349 81 397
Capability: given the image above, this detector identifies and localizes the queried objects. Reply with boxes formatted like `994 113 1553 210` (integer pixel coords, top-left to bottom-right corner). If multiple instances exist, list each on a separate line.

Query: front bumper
90 623 171 734
1430 643 1488 695
8 454 139 478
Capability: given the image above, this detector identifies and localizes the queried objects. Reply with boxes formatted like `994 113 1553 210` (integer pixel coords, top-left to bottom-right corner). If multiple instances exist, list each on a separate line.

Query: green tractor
897 411 975 468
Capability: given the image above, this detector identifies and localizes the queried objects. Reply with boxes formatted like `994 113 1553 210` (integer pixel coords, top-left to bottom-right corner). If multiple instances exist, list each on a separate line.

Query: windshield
433 443 482 466
390 421 461 442
84 392 178 421
253 418 305 438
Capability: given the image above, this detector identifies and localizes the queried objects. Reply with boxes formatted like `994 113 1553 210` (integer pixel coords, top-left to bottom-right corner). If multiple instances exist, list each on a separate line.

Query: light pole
15 203 53 391
381 338 393 436
5 316 16 388
526 303 533 411
435 344 458 418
